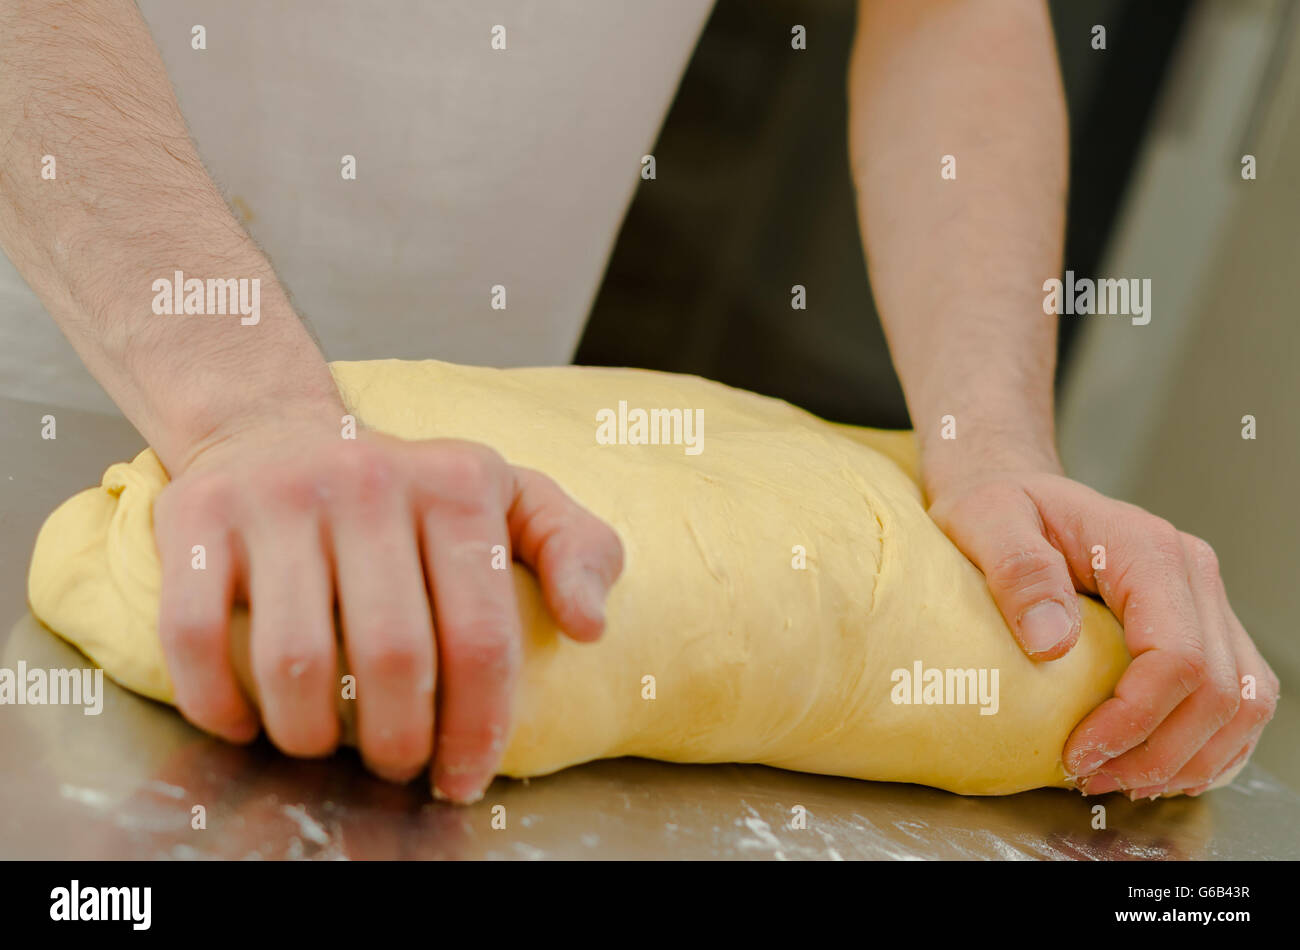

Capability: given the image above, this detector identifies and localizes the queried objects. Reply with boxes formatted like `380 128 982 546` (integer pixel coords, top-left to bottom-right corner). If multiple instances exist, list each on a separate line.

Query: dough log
28 360 1131 795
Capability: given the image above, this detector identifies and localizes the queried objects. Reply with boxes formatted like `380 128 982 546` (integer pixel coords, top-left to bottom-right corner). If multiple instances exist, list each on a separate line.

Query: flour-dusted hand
0 0 628 805
847 0 1278 799
154 423 623 803
928 469 1280 798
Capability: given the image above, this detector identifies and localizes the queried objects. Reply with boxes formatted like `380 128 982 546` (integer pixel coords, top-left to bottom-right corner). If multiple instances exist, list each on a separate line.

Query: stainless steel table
3 396 1298 860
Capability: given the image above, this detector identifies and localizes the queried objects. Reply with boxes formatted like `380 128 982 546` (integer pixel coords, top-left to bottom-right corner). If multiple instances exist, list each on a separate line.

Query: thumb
506 466 625 642
932 484 1081 661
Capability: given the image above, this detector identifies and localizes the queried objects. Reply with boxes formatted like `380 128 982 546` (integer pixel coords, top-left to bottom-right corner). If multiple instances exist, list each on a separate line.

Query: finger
1063 520 1205 778
423 507 520 803
1087 640 1237 798
1187 731 1261 797
246 516 340 758
331 469 436 783
156 488 258 743
1076 536 1235 795
1170 589 1279 794
415 444 521 803
1179 725 1266 798
509 467 624 642
931 483 1079 659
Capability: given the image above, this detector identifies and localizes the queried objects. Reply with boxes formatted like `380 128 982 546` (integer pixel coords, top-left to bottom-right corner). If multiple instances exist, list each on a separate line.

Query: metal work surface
2 396 1298 860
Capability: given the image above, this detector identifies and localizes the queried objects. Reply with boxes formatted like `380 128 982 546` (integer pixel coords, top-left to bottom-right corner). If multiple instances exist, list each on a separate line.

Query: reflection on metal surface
4 613 1298 860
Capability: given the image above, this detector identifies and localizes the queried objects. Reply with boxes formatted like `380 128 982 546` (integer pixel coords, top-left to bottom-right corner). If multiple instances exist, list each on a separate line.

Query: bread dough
27 360 1130 795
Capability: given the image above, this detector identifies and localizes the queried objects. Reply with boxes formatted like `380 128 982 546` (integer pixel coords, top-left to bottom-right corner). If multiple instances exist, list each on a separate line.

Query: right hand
153 421 624 802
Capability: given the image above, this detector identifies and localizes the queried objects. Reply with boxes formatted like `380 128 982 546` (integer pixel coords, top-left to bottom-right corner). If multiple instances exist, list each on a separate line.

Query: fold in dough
28 360 1131 795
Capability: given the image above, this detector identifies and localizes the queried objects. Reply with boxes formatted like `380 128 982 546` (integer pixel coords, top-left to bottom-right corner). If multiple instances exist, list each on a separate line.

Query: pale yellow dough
28 360 1130 795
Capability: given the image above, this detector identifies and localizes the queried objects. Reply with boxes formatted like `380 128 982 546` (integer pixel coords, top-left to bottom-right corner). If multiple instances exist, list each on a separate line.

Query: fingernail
568 568 607 625
1019 600 1073 656
433 779 486 805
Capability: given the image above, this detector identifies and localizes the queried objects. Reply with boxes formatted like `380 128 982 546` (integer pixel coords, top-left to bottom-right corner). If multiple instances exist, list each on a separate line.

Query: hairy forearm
849 0 1068 498
0 0 342 473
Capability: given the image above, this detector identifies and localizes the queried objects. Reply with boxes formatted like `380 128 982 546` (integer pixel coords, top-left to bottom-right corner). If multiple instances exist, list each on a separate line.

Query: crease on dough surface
27 359 1132 795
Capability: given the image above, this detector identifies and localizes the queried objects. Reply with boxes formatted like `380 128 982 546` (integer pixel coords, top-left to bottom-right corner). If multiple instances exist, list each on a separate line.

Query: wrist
162 381 348 477
85 264 346 476
918 416 1062 501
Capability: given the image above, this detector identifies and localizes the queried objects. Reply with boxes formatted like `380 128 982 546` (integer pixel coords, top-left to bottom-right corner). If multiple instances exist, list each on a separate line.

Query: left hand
927 469 1279 799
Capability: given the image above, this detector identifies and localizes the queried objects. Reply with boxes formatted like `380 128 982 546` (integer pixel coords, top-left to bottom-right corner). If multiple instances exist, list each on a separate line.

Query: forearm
849 0 1067 498
0 0 342 473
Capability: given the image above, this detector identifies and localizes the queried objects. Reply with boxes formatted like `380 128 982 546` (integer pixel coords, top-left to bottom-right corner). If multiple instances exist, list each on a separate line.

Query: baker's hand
152 422 623 802
928 470 1279 799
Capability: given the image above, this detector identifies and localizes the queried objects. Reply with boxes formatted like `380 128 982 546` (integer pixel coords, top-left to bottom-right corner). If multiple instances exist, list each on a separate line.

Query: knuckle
575 510 624 564
425 443 503 509
1211 682 1241 726
444 627 518 681
1247 673 1280 724
336 442 397 503
1244 694 1275 728
1183 534 1220 578
1263 668 1282 704
263 643 331 687
987 547 1063 594
359 634 429 681
264 468 319 511
1145 519 1186 566
1167 645 1209 694
162 616 217 658
601 524 626 576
